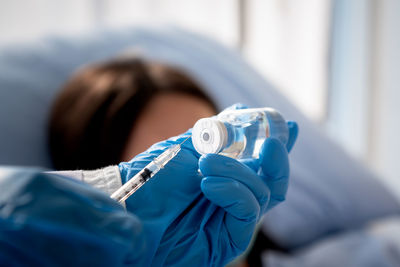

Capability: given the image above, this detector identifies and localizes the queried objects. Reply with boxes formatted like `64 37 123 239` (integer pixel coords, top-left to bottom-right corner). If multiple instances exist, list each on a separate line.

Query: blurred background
0 0 399 197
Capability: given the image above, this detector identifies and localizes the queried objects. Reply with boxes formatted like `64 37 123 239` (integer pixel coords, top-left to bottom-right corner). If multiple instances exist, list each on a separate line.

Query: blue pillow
0 27 398 248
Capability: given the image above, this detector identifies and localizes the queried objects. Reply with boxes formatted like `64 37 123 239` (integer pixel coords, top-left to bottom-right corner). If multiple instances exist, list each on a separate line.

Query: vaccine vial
192 108 288 159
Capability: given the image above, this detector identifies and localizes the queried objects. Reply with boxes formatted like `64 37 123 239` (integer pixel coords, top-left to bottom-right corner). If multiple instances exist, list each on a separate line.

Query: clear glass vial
192 108 288 159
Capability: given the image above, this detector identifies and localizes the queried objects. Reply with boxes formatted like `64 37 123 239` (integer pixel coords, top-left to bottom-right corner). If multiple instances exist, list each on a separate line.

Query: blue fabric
0 27 398 250
0 167 146 266
264 216 400 267
118 126 295 266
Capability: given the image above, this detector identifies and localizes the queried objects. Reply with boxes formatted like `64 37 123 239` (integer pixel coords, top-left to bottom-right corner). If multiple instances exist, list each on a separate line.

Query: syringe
111 136 191 204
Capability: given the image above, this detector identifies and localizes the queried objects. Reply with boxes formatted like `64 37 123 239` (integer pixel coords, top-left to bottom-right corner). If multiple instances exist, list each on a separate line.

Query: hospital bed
0 27 399 266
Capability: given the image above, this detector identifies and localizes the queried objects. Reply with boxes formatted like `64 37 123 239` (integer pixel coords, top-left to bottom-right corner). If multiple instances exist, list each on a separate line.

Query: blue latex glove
0 167 146 266
119 115 298 266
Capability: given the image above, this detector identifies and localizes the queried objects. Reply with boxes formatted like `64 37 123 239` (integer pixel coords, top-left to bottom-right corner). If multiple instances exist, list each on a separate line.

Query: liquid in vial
192 108 288 159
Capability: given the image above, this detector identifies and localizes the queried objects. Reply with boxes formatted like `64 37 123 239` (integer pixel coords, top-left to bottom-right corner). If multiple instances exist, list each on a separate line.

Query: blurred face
121 93 216 161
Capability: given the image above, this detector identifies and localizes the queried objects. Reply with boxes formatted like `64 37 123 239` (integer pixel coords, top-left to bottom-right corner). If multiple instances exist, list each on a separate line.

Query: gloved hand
0 167 146 266
119 131 202 265
119 108 298 266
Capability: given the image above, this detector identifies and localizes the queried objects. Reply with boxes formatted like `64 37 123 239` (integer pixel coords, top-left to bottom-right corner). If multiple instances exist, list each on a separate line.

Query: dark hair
48 58 217 170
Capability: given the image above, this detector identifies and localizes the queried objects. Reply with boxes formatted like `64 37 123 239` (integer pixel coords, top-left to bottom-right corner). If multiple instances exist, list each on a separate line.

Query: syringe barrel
111 161 160 203
153 145 181 168
110 144 182 203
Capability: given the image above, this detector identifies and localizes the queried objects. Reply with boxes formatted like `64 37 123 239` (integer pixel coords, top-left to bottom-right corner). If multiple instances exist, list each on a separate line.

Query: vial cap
192 118 227 155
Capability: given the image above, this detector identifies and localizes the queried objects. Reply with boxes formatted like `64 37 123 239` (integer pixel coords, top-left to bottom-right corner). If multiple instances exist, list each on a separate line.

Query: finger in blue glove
199 137 289 254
